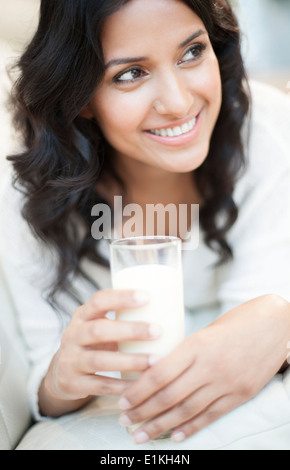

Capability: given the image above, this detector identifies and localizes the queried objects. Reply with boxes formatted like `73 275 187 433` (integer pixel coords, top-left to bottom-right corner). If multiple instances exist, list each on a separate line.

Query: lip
144 111 202 147
146 113 199 131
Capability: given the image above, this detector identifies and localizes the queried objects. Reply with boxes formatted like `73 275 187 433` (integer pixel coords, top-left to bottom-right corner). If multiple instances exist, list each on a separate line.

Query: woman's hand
39 289 161 417
118 295 290 444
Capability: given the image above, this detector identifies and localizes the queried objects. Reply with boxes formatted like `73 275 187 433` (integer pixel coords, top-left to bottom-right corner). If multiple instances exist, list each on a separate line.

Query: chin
163 145 209 174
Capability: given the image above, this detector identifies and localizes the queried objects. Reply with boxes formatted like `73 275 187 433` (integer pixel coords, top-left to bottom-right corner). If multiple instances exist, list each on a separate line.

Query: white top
1 80 290 421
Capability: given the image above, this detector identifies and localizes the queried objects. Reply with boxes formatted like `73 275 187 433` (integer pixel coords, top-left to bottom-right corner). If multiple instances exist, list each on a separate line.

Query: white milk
112 264 185 361
113 263 184 435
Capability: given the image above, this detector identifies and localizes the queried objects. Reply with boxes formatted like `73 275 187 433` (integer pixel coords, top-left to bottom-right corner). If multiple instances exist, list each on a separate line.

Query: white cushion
0 263 31 450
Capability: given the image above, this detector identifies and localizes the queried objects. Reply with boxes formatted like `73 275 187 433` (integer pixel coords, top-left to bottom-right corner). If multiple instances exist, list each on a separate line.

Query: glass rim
110 236 181 250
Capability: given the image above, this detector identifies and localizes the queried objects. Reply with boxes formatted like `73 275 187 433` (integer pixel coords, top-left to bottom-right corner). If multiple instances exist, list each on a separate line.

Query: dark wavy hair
8 0 251 313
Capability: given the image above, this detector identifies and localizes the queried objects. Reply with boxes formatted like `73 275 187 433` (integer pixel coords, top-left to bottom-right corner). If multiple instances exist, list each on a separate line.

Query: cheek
94 91 148 140
206 59 222 111
192 55 222 112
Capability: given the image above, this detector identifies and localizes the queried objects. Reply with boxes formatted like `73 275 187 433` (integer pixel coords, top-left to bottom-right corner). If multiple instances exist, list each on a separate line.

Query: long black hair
8 0 251 313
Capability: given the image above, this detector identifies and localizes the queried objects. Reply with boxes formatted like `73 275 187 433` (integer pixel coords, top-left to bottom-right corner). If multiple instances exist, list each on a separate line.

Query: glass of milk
110 236 185 376
111 237 185 439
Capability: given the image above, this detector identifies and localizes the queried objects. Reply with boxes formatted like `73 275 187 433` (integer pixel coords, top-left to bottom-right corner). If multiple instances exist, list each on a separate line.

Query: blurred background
0 0 289 172
235 0 290 89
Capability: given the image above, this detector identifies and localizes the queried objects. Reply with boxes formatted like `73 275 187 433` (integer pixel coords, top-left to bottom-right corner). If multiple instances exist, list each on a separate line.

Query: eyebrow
179 29 207 48
105 56 148 70
104 28 207 70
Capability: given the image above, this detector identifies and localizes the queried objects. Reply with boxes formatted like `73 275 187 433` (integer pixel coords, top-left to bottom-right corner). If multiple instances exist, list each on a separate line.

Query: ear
79 105 94 119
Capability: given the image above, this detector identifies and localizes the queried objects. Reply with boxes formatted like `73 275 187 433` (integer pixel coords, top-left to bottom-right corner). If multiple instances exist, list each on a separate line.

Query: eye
179 43 207 65
113 67 147 84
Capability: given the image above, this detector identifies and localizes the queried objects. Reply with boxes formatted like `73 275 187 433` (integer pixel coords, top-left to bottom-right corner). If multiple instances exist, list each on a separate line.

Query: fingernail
119 414 132 427
171 431 186 442
133 291 150 305
148 324 162 339
134 430 149 444
148 355 161 367
118 397 132 410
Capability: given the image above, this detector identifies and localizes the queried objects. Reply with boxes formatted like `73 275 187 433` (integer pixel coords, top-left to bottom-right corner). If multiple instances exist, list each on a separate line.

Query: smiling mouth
148 116 197 138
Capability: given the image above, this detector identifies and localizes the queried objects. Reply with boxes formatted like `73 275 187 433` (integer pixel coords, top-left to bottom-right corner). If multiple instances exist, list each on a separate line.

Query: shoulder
248 80 290 172
0 168 27 246
234 80 290 205
250 79 290 136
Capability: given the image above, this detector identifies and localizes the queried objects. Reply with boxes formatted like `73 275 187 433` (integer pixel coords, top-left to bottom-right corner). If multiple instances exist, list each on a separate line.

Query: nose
153 69 193 118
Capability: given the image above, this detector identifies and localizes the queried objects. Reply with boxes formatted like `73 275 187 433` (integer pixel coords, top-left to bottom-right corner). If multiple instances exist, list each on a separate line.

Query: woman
1 0 290 448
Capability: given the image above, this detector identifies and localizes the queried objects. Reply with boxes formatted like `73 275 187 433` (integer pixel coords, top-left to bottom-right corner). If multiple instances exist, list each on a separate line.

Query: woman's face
85 0 222 175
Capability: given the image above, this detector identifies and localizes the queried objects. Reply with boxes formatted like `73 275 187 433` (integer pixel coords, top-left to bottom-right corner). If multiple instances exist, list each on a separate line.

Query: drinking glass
110 236 185 439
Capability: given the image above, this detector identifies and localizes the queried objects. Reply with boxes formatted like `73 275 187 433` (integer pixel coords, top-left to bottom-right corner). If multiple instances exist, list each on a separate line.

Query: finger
77 350 156 374
67 375 132 399
89 342 118 352
80 289 149 321
171 395 244 443
119 366 210 426
122 385 219 443
79 318 162 346
119 342 194 410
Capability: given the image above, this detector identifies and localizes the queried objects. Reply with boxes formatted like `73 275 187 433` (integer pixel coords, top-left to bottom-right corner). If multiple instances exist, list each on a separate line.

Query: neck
105 153 202 239
113 153 200 207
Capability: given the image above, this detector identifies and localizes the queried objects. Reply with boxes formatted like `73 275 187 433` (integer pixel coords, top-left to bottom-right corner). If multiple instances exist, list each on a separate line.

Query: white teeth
150 117 197 137
181 122 189 133
173 126 182 136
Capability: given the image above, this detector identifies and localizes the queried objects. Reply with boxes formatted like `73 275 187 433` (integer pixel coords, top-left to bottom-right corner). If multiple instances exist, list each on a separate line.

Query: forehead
101 0 205 58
